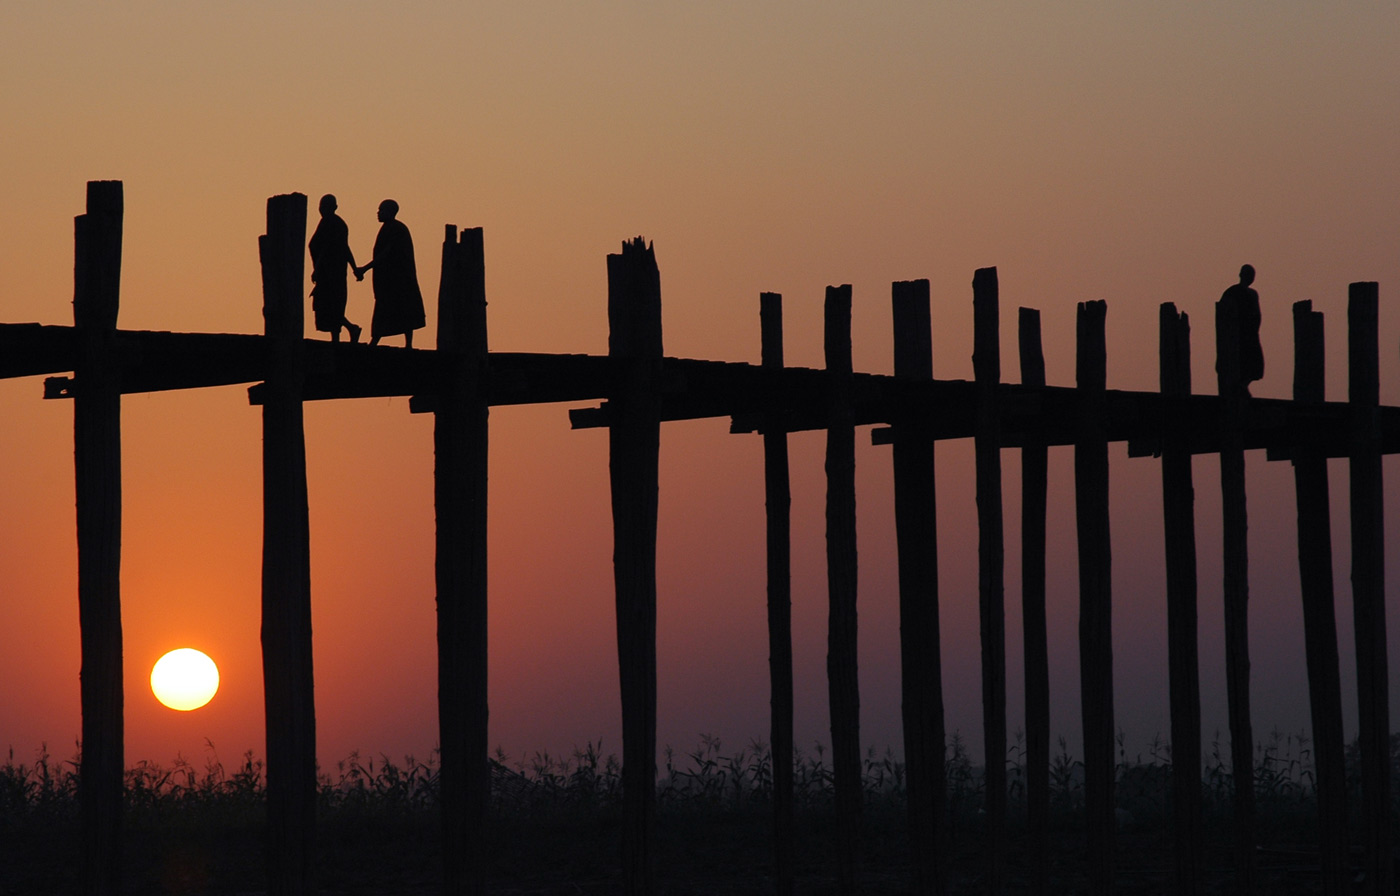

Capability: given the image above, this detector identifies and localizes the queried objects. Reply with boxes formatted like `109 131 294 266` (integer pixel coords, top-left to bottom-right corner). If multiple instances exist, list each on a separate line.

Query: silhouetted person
308 194 363 343
355 199 425 348
1219 264 1263 391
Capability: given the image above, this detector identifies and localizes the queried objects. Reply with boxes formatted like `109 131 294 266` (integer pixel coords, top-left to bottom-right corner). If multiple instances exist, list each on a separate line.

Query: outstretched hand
353 266 366 281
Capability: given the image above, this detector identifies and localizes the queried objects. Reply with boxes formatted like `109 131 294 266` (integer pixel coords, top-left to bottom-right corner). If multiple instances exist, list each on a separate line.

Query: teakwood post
1348 282 1391 896
1076 300 1114 895
435 225 490 896
1289 300 1347 896
891 279 947 896
760 291 796 896
972 267 1006 894
608 237 662 896
1215 288 1256 893
825 284 861 893
259 192 316 896
1018 306 1049 896
1159 303 1203 896
74 179 124 896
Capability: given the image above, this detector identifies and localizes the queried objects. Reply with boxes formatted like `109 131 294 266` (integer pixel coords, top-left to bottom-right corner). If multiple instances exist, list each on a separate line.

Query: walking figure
355 199 425 348
1219 264 1263 392
308 194 363 343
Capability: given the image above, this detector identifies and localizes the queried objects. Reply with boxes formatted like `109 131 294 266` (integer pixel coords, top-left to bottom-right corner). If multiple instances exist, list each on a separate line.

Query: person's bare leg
345 319 362 343
404 330 413 349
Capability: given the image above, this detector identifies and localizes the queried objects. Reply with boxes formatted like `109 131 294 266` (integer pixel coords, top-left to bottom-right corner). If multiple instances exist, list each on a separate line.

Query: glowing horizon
2 3 1399 776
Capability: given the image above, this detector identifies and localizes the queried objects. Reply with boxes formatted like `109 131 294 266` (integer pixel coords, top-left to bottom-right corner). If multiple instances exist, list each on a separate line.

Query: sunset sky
3 3 1399 776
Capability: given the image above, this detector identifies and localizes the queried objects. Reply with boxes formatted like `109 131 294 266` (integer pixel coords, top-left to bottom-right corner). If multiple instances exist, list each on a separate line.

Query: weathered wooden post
1075 299 1113 895
891 279 946 896
608 237 662 896
74 179 124 896
1214 288 1256 893
825 283 861 892
1348 282 1390 896
972 267 1006 893
1290 300 1347 896
259 192 315 896
435 225 490 896
760 292 796 896
1159 303 1202 896
1018 306 1049 896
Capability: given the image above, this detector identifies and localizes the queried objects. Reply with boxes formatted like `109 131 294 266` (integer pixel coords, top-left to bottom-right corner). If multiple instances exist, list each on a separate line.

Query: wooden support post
608 237 662 896
1159 303 1203 896
972 267 1006 894
892 280 946 896
1348 282 1391 896
259 192 315 896
1018 306 1049 896
74 179 124 896
825 284 861 893
760 292 795 896
1215 289 1256 893
1076 299 1114 895
1290 301 1347 896
435 225 489 896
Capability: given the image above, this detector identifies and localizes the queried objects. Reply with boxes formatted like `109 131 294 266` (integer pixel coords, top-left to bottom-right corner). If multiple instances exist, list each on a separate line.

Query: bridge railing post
259 191 315 896
608 237 662 896
74 178 124 896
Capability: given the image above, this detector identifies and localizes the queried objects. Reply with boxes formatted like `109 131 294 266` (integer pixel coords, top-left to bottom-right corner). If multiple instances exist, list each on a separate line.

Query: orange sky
3 3 1400 773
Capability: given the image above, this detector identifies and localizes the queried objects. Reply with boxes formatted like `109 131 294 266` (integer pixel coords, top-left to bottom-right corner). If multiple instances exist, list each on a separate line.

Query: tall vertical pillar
1160 303 1202 895
824 284 861 892
259 192 315 896
608 237 662 896
892 279 946 895
435 225 490 896
1076 300 1113 895
760 292 795 896
972 267 1006 893
74 179 124 896
1348 282 1390 896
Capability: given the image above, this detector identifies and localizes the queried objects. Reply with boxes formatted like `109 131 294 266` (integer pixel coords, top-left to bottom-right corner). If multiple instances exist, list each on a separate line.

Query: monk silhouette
1219 264 1263 391
355 199 425 348
308 194 363 343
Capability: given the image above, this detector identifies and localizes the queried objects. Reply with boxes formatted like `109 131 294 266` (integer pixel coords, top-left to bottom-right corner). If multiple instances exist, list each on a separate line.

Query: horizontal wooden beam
15 322 1400 456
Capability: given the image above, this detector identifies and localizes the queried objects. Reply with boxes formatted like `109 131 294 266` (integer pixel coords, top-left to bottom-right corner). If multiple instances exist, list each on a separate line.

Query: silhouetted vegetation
3 730 1397 893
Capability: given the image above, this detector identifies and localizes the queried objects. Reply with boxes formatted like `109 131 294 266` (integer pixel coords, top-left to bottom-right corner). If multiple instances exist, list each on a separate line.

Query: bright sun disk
150 648 220 711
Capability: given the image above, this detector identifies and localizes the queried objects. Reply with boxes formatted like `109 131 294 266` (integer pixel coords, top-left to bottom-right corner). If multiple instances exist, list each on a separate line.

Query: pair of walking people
309 194 425 347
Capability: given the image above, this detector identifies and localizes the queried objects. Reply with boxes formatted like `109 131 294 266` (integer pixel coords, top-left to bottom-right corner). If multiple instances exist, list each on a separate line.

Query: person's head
1239 264 1255 287
319 194 337 216
377 199 399 223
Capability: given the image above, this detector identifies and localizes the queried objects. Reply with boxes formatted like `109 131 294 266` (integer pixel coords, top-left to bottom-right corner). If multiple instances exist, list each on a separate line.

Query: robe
370 218 426 340
308 213 354 333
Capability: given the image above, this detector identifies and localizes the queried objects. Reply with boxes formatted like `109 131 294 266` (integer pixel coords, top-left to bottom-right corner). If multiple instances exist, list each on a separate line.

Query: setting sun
150 648 220 712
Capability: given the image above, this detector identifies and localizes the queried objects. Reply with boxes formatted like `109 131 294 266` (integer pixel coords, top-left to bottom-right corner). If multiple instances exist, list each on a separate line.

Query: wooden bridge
8 181 1398 895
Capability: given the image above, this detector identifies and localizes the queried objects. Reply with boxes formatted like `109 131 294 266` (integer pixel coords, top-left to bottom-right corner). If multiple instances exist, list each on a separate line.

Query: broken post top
607 237 661 359
261 193 309 341
973 267 999 385
760 292 783 369
824 285 853 375
892 280 932 381
74 180 124 331
1077 300 1107 392
1349 282 1380 407
1292 300 1324 404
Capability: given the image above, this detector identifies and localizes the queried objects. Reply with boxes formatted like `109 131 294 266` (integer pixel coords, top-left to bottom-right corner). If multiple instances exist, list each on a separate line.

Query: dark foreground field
0 733 1379 894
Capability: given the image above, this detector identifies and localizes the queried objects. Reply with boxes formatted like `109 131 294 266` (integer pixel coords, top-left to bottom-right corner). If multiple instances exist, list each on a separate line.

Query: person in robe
1218 264 1263 392
355 199 425 348
308 194 363 343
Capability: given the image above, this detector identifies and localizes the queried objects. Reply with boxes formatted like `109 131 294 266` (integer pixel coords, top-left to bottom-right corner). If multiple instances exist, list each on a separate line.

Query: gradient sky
3 3 1399 775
